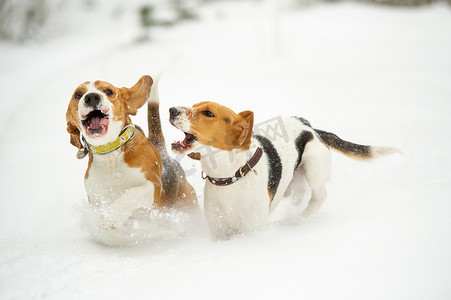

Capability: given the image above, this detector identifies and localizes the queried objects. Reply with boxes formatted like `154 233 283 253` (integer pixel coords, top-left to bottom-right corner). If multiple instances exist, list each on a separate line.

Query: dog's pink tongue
90 116 101 129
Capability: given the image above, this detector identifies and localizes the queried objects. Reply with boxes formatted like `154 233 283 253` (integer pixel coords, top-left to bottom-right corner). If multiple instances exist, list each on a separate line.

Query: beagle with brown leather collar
66 76 197 230
169 101 398 240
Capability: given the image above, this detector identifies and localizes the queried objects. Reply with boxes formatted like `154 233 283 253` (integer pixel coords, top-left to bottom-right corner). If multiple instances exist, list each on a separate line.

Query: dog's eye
201 110 215 118
74 91 83 100
104 89 114 96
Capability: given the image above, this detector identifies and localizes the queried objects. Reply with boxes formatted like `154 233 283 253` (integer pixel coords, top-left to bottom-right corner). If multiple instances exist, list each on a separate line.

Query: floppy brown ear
233 110 254 150
66 102 83 149
67 121 83 149
121 75 153 115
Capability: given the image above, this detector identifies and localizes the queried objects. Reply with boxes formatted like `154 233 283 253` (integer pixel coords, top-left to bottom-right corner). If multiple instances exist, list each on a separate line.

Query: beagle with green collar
66 76 197 231
169 101 398 240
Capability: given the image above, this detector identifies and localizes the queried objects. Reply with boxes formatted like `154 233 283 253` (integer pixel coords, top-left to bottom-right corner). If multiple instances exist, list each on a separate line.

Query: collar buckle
204 147 263 186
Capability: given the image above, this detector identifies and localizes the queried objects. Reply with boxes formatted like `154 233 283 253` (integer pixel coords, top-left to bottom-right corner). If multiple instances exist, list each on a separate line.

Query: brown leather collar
204 147 263 186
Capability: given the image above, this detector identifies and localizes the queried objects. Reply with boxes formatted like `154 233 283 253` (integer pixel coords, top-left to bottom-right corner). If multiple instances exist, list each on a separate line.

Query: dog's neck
198 145 253 179
84 124 135 156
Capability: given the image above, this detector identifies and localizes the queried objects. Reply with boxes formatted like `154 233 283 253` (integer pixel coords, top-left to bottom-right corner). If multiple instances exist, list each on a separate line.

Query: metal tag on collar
76 147 88 159
76 136 89 159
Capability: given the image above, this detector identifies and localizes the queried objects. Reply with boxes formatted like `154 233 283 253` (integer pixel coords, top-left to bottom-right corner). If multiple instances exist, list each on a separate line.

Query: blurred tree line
1 0 449 43
0 0 49 41
323 0 450 5
0 0 202 43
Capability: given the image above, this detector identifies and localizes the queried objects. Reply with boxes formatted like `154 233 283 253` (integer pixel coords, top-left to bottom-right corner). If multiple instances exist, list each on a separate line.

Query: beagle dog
169 101 398 240
66 76 197 230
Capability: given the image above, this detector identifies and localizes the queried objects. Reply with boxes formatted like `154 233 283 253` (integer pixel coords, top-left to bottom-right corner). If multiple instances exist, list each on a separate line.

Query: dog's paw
99 216 118 230
99 212 129 230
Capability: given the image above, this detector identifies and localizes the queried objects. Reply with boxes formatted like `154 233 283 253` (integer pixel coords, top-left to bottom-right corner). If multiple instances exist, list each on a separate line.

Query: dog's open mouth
172 132 196 152
82 110 109 137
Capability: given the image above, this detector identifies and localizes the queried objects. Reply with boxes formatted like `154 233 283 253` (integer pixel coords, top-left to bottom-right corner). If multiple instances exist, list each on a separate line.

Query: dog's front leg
204 199 239 240
100 182 155 230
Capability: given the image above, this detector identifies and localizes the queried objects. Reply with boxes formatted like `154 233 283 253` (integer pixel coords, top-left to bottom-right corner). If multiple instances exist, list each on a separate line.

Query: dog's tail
314 129 401 160
147 74 166 153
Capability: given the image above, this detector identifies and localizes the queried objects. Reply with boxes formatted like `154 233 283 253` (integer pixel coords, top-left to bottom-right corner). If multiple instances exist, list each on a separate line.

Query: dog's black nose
169 107 180 119
84 93 101 108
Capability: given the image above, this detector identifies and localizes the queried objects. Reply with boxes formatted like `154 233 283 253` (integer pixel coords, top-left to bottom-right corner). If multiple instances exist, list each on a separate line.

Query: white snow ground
1 1 451 299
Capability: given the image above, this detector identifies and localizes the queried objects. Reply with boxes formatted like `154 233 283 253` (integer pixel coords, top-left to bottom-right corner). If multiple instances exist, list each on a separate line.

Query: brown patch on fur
67 121 83 149
234 111 253 150
176 177 199 208
97 76 152 126
122 130 164 206
118 76 153 116
147 101 166 152
267 187 275 211
66 82 88 149
84 154 93 180
187 101 254 151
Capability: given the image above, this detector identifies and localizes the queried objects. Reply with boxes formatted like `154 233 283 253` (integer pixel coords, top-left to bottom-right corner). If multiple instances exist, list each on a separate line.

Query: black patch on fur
315 129 370 157
160 153 181 205
294 131 314 170
254 135 282 200
292 116 312 127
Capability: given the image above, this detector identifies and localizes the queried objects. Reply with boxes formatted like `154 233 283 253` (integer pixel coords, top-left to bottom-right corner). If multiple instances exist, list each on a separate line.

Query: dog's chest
204 166 270 230
85 151 148 206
